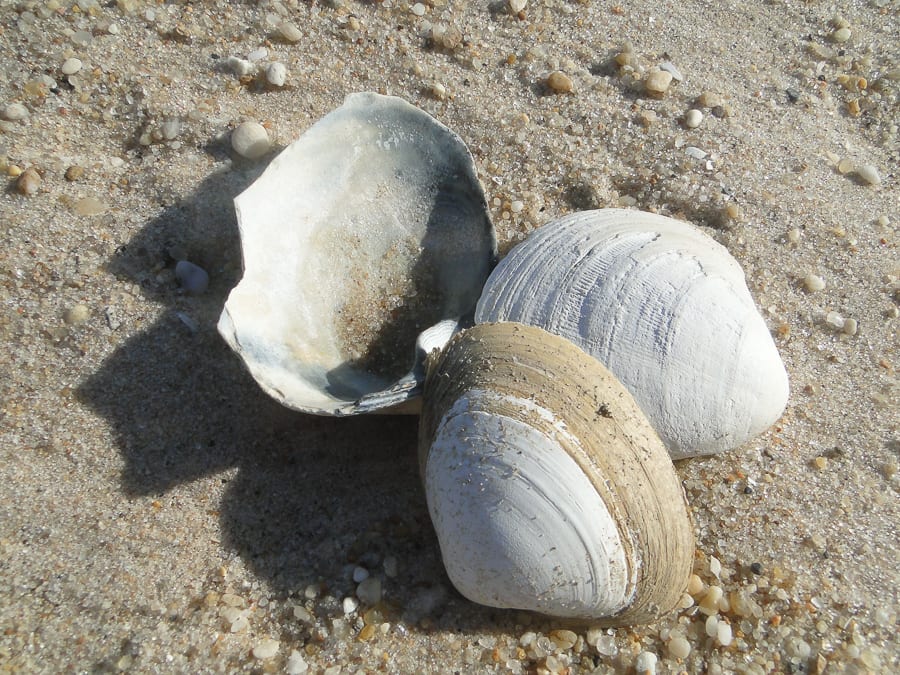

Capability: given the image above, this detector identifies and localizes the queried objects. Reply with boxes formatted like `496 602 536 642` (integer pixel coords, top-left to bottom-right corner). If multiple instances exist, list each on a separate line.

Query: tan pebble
831 27 851 43
847 98 861 116
546 71 573 93
63 304 90 326
668 636 691 659
684 109 703 128
278 21 302 43
74 196 107 216
7 165 23 177
645 70 673 95
836 158 854 174
814 456 828 470
65 165 85 181
699 586 723 615
803 274 826 292
697 91 724 107
549 629 577 650
16 167 41 195
687 573 705 596
842 317 858 335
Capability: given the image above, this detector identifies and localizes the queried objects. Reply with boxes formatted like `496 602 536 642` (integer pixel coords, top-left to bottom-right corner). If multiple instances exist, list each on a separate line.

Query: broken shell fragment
419 322 694 622
218 92 496 415
475 209 789 458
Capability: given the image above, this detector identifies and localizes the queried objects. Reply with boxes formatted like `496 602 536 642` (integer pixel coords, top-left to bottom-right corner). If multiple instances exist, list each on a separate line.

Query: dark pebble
750 562 763 575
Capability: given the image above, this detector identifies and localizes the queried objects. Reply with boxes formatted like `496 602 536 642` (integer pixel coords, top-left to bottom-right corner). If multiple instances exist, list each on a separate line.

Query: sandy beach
0 0 897 672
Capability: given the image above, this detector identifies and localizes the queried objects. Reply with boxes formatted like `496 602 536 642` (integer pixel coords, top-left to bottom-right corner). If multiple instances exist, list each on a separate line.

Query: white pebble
659 61 683 81
804 274 826 292
668 636 691 659
510 200 524 213
285 650 309 674
831 27 851 43
279 21 302 43
2 103 28 121
410 2 426 16
635 651 658 674
61 57 83 75
231 121 271 160
842 317 858 335
645 70 673 95
63 304 91 326
175 260 209 294
508 0 527 11
708 556 722 578
825 311 845 330
342 596 359 614
717 621 733 646
856 164 881 186
225 56 254 77
251 637 280 660
266 61 288 87
247 47 268 62
705 615 719 638
684 109 703 128
685 146 707 160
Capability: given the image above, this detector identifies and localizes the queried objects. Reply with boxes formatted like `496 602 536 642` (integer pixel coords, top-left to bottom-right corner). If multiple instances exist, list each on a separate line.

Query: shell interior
419 322 694 623
218 93 496 415
475 208 789 457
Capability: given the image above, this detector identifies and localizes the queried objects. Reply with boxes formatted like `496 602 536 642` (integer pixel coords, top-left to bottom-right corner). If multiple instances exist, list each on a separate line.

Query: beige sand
0 1 896 672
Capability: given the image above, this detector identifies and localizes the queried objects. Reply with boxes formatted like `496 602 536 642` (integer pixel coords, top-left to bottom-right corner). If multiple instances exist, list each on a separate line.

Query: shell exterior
419 322 694 623
218 93 496 415
475 209 789 458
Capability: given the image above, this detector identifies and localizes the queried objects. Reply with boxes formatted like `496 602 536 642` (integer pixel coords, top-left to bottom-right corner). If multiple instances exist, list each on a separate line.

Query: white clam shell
218 93 496 415
475 209 789 458
419 322 694 623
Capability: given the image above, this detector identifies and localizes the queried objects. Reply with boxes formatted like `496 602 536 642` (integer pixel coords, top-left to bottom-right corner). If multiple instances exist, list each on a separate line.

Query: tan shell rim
419 322 695 625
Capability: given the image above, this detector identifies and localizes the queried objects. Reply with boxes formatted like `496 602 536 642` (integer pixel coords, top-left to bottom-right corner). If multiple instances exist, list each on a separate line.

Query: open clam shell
419 322 694 623
218 93 496 415
475 209 789 458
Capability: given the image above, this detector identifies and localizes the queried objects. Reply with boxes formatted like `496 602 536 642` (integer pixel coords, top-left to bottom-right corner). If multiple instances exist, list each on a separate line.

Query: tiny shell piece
475 209 790 458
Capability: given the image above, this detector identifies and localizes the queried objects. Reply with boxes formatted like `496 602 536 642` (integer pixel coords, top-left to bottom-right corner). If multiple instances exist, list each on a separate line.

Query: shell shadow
74 150 451 599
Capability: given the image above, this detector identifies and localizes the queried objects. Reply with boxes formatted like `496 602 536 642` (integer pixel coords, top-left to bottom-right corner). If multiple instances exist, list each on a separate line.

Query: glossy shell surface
475 209 789 457
419 322 694 623
218 93 496 415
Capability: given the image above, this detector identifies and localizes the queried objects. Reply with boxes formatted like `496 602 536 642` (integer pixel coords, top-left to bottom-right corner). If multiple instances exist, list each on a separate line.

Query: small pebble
842 317 858 335
225 56 254 77
750 562 763 575
787 228 802 244
61 57 83 75
410 2 426 16
74 196 107 216
285 650 309 674
278 21 303 43
508 0 527 12
705 615 719 638
251 637 280 660
231 121 271 159
684 109 703 128
687 574 705 596
266 61 288 87
855 164 881 186
709 556 722 578
175 260 209 294
814 456 829 470
804 274 826 292
546 71 573 93
430 82 448 100
63 304 91 326
645 70 673 95
668 636 691 659
247 47 268 62
717 621 733 646
830 27 851 43
342 596 359 614
383 556 398 578
2 102 29 121
659 61 683 81
697 91 724 107
65 165 85 181
825 311 845 330
16 167 41 195
699 586 723 615
685 146 707 160
352 566 370 583
356 577 382 605
635 650 657 674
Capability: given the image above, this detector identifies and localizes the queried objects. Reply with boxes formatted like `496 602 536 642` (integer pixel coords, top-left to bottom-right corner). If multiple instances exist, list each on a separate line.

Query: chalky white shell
475 209 789 458
218 93 496 415
419 322 694 623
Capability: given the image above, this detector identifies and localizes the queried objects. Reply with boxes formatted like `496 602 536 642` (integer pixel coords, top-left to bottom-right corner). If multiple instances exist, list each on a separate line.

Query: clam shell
218 93 496 415
475 209 789 457
419 322 694 623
